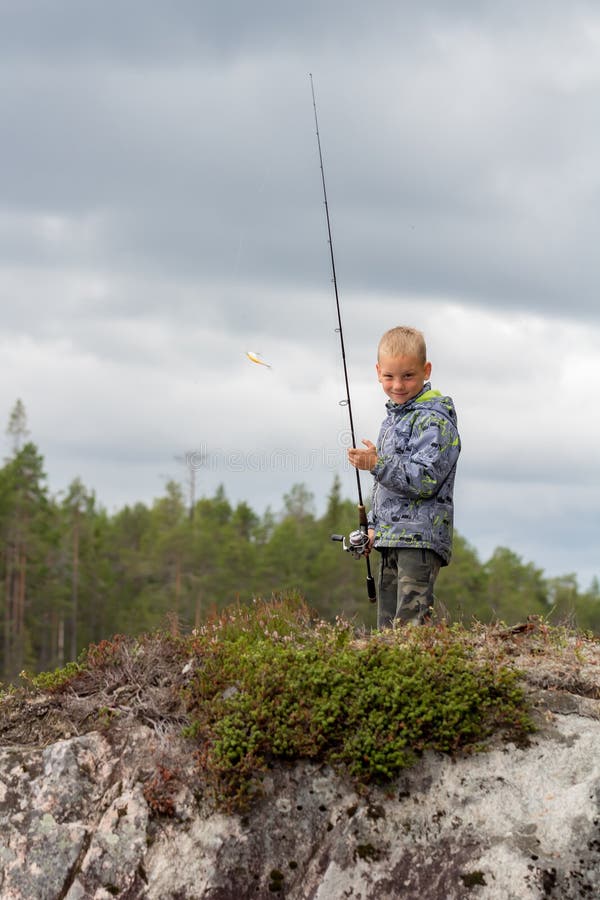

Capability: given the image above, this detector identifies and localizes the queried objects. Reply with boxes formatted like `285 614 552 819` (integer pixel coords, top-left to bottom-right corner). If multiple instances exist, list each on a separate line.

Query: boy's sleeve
372 413 459 499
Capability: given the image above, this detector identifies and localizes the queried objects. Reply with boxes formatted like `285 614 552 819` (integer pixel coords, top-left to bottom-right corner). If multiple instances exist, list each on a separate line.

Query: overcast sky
1 1 599 589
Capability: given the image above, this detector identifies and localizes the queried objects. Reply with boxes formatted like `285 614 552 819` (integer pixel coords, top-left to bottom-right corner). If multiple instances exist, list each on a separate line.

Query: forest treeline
1 401 599 682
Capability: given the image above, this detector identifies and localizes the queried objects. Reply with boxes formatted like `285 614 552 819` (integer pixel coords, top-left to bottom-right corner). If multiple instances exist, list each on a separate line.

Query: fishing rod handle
366 558 377 603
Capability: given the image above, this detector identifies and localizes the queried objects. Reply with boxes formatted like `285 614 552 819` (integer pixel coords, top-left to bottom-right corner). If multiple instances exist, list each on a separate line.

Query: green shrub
183 598 533 807
26 660 83 692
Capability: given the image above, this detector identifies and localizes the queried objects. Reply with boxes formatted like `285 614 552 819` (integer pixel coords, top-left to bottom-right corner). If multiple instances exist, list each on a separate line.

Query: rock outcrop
1 626 599 899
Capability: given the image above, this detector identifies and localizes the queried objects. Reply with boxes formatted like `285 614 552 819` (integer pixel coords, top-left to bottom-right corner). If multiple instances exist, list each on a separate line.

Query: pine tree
0 440 51 679
6 399 30 456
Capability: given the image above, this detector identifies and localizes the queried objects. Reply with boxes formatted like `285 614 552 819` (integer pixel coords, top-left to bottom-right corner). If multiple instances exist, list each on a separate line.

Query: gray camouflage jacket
368 383 460 564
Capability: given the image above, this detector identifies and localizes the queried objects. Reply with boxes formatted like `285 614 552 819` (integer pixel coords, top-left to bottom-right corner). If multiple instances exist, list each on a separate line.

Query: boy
348 326 460 627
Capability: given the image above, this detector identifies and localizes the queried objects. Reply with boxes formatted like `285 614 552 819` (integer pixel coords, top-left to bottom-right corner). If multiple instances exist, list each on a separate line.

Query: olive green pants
376 547 442 628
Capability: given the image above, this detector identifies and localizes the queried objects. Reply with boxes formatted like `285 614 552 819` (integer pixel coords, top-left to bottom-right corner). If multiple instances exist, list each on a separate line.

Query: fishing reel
330 529 370 559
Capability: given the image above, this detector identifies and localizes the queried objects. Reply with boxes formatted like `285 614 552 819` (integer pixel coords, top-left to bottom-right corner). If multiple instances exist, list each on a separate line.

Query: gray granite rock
1 692 599 899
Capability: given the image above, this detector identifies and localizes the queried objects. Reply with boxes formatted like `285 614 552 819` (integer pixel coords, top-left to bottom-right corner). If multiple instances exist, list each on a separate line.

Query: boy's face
376 353 432 405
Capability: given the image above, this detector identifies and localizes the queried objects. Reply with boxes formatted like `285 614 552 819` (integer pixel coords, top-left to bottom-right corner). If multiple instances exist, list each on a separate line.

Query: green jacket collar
385 382 440 411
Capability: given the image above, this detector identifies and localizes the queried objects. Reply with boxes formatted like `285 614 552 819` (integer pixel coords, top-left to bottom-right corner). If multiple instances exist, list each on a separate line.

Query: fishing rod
310 74 377 604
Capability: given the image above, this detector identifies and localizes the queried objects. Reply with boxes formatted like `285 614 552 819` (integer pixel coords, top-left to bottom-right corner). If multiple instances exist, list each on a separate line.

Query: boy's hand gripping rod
310 74 377 603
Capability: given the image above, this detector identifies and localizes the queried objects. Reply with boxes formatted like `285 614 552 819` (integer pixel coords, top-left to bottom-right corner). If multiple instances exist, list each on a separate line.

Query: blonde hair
378 326 427 363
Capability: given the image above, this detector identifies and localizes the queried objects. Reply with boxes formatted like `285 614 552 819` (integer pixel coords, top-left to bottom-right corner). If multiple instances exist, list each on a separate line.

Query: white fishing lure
246 351 272 369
